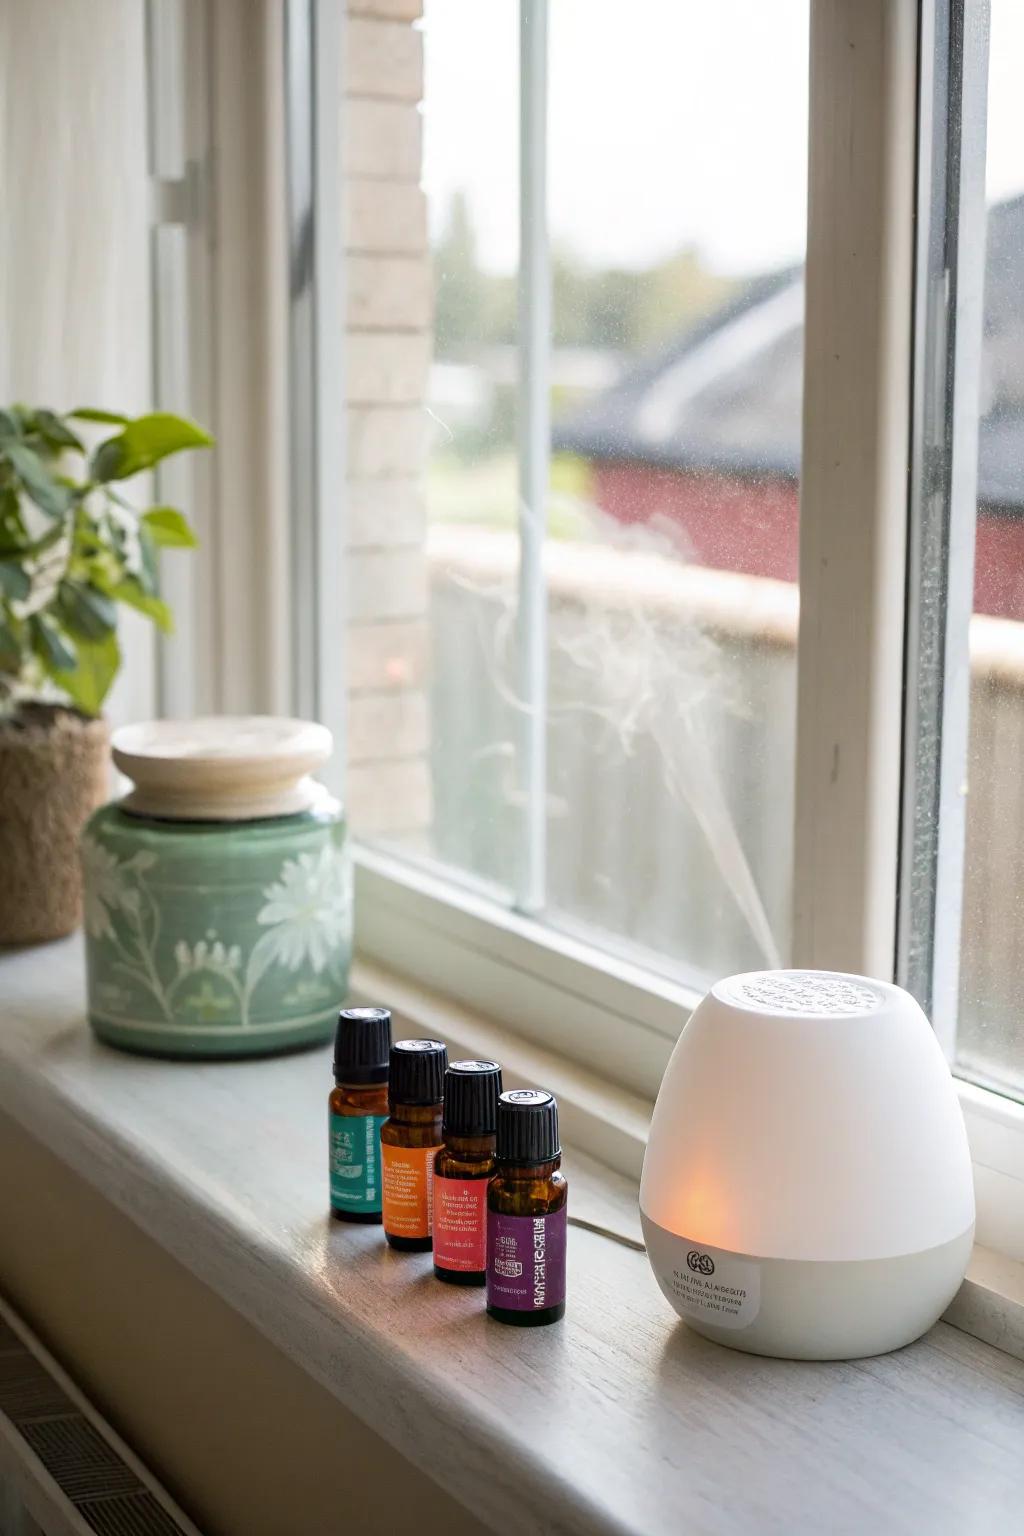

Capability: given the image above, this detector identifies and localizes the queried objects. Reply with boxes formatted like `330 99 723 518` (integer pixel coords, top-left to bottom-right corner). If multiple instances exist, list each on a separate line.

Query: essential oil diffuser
640 971 975 1360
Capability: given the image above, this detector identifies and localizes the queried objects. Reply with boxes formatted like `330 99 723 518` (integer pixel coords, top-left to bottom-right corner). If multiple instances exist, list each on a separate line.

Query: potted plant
0 405 211 945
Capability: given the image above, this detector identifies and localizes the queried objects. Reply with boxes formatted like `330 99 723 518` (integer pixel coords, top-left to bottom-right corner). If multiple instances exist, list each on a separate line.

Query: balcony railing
425 525 1024 1091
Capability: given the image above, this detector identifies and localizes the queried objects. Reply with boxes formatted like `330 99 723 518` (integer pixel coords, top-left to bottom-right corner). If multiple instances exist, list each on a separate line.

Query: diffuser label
433 1176 488 1272
486 1209 567 1311
329 1113 386 1213
381 1144 439 1238
664 1241 760 1329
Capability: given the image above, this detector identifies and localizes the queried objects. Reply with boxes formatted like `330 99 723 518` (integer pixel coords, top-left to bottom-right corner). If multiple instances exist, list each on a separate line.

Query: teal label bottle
329 1111 386 1212
329 1006 392 1224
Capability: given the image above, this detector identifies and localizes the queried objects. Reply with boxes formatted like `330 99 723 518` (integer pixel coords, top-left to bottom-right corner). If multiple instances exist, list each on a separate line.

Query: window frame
351 0 922 1095
285 0 347 792
146 0 293 721
897 0 990 1054
160 0 1024 1264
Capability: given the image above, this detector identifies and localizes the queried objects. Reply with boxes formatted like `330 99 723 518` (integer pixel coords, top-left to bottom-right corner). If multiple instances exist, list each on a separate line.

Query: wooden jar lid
111 716 333 821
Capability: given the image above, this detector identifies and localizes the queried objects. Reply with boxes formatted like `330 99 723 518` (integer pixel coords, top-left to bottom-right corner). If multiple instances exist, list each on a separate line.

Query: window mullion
898 0 956 1032
146 0 211 719
283 0 346 793
898 0 991 1050
310 0 347 792
793 0 919 977
933 1 991 1037
515 0 551 917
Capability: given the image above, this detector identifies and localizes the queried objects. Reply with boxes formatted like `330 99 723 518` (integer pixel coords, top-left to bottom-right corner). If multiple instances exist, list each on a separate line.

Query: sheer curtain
0 0 154 724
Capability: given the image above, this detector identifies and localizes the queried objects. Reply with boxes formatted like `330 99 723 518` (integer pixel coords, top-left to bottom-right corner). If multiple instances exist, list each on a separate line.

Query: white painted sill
2 938 1024 1536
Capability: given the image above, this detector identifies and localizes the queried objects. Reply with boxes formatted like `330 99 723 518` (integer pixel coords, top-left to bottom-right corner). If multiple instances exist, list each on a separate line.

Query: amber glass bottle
381 1039 448 1250
486 1089 567 1326
329 1007 391 1223
433 1060 503 1286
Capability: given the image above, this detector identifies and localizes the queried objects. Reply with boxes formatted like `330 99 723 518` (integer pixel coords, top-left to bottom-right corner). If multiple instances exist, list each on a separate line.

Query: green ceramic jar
81 717 351 1058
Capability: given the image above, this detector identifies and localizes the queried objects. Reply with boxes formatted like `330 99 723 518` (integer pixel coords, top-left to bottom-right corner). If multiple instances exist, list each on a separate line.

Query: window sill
2 937 1024 1535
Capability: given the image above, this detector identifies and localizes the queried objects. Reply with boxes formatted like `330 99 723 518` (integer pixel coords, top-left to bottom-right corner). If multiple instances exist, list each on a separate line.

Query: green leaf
33 621 119 715
4 442 71 518
0 486 26 548
91 413 213 483
10 406 38 435
0 615 22 672
137 522 159 594
29 613 77 675
141 507 198 548
0 410 21 442
0 515 65 563
69 632 120 712
111 578 173 633
69 408 130 425
56 581 118 641
25 520 70 562
0 562 30 602
90 441 125 484
34 410 84 453
69 518 107 554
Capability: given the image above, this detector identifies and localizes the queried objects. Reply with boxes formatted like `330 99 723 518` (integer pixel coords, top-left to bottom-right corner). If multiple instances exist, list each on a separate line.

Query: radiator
0 1295 202 1536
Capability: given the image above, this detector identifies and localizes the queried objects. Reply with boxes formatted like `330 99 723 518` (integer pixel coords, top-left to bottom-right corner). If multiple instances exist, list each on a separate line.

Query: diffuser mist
640 970 975 1360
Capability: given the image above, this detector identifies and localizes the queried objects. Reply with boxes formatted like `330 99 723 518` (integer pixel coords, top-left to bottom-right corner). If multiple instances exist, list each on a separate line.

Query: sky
421 0 1024 279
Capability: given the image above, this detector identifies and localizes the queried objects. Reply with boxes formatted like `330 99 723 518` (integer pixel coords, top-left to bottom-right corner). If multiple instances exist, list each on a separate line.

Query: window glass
418 0 519 899
957 0 1024 1093
542 0 807 982
371 0 809 989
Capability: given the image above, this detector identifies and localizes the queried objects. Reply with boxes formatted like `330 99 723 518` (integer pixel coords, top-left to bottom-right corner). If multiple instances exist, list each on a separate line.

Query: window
900 0 1024 1108
954 0 1024 1102
369 0 808 999
148 1 1024 1254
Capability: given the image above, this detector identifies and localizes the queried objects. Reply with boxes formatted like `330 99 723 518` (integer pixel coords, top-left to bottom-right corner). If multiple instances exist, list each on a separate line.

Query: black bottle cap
389 1038 448 1106
496 1088 560 1164
334 1007 391 1085
443 1060 503 1137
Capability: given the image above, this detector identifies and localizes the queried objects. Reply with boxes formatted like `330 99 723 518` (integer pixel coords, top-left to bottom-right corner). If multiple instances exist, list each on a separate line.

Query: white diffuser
640 971 975 1360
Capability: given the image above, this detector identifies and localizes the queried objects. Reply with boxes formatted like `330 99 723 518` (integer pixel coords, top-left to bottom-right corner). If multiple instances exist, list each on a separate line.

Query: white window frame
146 0 293 722
155 0 1024 1263
350 0 919 1099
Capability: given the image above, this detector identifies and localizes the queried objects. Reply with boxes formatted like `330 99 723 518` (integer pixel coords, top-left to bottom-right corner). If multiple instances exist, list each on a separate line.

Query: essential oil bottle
381 1038 448 1250
433 1060 503 1286
329 1007 391 1223
487 1089 567 1326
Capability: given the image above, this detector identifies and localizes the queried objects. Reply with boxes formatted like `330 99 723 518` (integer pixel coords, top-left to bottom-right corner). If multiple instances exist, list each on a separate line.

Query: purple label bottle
486 1089 567 1326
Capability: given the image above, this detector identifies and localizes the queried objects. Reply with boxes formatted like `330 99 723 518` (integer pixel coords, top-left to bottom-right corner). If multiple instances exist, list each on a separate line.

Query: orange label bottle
380 1038 447 1251
382 1143 438 1239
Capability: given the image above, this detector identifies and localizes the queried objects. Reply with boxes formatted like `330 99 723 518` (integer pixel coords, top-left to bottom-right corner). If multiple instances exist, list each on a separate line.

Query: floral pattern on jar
81 799 350 1057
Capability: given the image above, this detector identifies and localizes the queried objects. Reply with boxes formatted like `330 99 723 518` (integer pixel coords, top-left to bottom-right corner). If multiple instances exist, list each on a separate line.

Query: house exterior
556 195 1024 620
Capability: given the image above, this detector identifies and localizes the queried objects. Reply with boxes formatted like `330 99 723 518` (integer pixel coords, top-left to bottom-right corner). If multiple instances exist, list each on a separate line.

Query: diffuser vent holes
724 972 882 1017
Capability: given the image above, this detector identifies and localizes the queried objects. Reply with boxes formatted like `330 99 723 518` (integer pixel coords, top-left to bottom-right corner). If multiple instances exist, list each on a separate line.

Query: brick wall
344 0 432 840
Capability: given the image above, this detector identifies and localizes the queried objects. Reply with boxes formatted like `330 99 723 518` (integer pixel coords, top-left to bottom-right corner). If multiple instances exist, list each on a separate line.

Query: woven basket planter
0 706 109 945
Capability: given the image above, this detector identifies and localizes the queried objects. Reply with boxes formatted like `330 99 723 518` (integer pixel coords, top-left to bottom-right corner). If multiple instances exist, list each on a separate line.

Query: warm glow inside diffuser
640 970 975 1360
